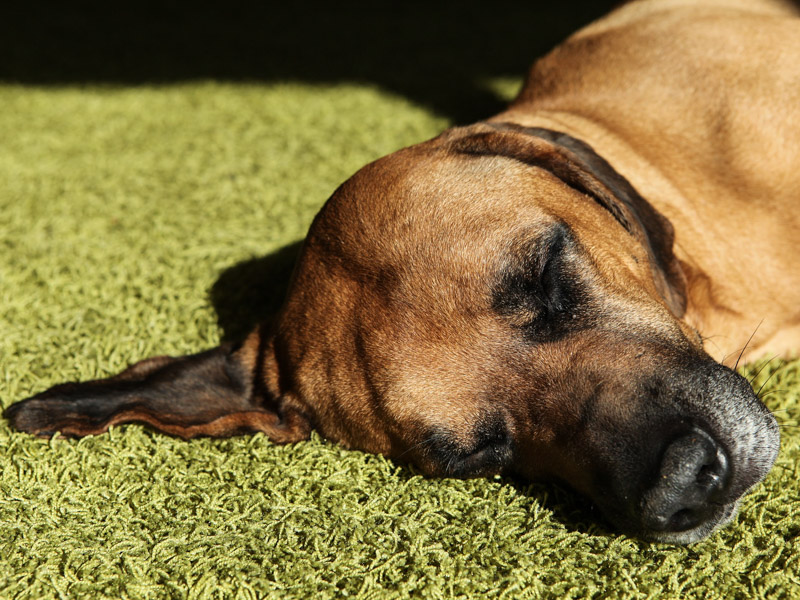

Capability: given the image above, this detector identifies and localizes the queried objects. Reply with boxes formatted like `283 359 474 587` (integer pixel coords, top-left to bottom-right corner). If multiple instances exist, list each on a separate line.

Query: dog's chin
633 500 739 545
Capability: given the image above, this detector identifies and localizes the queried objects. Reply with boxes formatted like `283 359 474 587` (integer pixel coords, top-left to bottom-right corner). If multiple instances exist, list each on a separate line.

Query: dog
6 0 799 544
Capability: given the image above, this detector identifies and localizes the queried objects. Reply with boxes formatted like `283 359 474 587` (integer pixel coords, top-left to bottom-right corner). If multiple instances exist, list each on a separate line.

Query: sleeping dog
7 0 800 544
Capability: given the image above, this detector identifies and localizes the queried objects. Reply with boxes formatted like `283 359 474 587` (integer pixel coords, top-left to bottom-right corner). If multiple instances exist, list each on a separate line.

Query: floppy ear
4 325 312 441
448 122 687 317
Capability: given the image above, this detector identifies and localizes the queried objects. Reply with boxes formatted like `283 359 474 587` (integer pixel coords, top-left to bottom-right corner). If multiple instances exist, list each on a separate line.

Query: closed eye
492 222 587 342
539 227 569 314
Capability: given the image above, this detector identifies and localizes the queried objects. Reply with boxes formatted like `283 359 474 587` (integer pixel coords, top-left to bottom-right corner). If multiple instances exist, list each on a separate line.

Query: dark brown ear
448 122 687 317
4 325 311 441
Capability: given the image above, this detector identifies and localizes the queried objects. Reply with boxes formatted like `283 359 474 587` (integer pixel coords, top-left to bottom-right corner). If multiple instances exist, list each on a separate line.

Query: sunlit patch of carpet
1 81 798 599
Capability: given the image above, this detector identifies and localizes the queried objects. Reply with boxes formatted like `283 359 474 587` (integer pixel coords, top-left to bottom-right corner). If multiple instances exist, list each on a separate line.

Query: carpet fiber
1 3 799 599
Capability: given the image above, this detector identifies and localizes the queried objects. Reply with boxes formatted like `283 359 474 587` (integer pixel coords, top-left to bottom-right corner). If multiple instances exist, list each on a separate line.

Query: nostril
697 448 728 490
641 428 730 532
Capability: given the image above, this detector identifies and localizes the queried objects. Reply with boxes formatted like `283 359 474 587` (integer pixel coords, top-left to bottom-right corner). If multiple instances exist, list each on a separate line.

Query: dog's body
6 0 799 544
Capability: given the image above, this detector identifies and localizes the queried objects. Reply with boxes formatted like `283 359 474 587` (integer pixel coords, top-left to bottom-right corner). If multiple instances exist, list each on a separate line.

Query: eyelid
491 221 590 343
526 222 570 281
493 223 570 319
539 224 568 269
539 227 570 310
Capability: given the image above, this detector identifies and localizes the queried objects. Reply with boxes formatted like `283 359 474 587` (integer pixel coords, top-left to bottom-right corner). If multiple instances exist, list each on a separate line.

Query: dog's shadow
407 465 614 539
211 245 614 539
210 241 302 342
506 477 615 539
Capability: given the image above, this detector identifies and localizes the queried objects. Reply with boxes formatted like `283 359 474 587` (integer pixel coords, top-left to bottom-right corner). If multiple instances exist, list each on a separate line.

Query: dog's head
269 123 779 543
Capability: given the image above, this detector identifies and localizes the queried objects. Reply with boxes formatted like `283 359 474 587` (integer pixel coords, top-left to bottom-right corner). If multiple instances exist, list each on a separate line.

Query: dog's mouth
567 363 781 544
638 499 740 545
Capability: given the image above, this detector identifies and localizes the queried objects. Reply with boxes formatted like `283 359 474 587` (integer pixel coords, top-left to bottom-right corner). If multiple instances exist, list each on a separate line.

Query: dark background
1 1 618 123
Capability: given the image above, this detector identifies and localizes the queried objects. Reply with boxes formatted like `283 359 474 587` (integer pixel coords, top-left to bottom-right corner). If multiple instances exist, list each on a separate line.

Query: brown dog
6 0 800 544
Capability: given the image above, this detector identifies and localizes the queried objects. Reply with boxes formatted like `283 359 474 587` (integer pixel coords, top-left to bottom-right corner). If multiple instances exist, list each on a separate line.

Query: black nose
641 428 729 532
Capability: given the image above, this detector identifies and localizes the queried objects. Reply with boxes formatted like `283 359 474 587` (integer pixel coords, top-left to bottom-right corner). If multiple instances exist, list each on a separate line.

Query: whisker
746 354 778 385
735 320 763 370
757 365 786 397
772 463 797 473
700 333 725 357
759 389 790 400
396 434 439 460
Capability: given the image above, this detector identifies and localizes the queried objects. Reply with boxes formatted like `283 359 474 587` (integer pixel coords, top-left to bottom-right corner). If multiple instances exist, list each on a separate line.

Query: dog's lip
589 486 740 545
636 499 739 545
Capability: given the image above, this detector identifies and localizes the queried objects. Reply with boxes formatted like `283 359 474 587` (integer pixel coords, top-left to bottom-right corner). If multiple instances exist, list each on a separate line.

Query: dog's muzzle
580 360 780 544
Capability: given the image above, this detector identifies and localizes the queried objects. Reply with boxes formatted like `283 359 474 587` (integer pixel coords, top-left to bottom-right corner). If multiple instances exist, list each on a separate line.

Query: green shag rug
1 3 799 599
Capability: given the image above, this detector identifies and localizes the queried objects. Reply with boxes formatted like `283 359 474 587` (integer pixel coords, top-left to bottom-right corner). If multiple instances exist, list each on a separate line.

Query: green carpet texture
1 3 799 599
